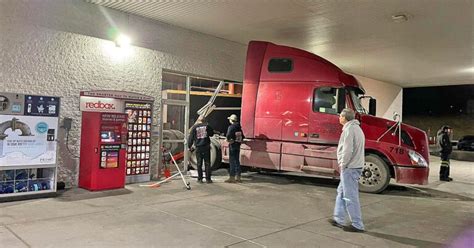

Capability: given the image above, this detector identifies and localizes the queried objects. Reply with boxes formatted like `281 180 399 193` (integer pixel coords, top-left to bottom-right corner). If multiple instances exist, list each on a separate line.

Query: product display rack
125 102 153 183
0 165 57 197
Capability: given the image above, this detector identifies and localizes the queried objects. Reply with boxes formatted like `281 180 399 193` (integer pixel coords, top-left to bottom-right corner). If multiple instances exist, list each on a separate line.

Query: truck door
308 86 346 145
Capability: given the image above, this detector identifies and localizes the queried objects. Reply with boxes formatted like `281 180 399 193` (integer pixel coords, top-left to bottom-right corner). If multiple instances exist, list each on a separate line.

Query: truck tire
162 130 179 154
188 136 222 171
359 154 390 194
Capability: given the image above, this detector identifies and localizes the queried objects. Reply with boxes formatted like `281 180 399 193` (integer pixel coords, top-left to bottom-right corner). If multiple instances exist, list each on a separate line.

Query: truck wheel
188 136 222 171
359 154 390 194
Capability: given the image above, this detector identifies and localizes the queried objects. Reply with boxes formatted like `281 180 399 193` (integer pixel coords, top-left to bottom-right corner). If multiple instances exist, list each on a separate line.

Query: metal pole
184 76 191 172
157 99 164 180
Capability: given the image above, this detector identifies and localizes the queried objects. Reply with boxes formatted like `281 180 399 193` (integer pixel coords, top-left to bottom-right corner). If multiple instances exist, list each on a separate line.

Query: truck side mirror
369 98 376 116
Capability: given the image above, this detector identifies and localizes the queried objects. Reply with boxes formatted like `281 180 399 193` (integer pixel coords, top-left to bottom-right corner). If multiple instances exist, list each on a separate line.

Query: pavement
1 156 473 248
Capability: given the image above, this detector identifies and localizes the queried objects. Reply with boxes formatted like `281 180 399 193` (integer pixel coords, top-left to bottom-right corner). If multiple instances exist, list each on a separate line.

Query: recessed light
115 34 131 48
391 13 410 23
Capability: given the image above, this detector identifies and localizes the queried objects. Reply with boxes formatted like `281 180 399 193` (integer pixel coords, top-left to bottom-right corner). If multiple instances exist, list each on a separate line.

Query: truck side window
268 58 293 72
313 87 345 114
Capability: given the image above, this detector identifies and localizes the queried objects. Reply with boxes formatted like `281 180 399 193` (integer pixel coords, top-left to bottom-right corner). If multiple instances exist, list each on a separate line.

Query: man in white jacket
329 108 365 232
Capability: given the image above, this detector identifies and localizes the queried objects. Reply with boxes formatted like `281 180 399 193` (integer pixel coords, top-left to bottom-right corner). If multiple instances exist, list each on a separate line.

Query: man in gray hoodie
328 108 365 232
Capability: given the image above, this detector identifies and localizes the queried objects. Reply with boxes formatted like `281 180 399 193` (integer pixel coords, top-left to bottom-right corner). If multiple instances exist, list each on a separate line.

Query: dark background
403 85 473 116
403 85 474 139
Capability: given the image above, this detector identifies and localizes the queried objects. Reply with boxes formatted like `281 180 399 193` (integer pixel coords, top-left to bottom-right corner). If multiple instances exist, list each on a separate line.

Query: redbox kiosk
79 112 128 191
79 90 154 189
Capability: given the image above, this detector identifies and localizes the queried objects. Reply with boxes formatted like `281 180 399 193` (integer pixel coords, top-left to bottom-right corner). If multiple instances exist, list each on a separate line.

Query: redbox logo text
85 101 116 110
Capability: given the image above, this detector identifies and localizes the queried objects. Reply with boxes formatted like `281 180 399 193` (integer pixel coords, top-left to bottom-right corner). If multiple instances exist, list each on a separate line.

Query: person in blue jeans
328 108 365 232
225 114 244 183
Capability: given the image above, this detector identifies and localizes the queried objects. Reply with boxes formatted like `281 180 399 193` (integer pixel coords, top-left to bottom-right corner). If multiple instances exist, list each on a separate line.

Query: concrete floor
1 156 473 248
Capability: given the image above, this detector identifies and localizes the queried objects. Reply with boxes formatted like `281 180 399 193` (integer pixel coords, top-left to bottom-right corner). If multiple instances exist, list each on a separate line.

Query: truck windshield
349 90 367 114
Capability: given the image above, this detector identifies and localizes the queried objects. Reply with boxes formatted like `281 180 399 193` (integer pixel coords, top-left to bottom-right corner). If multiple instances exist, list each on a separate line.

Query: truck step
301 166 335 175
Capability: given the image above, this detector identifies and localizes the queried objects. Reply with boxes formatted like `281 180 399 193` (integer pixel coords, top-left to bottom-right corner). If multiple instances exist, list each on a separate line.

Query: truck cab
226 41 429 193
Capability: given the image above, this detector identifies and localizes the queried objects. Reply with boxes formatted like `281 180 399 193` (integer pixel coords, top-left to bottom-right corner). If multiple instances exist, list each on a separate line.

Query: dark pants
196 146 211 181
440 152 451 179
229 146 241 177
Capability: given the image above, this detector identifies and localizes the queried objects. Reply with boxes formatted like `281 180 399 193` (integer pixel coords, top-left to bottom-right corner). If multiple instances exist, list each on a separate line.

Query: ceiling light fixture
115 34 131 48
461 67 474 73
391 13 410 23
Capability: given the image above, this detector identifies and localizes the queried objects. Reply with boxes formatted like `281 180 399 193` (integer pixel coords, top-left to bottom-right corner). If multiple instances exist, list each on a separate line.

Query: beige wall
354 75 403 121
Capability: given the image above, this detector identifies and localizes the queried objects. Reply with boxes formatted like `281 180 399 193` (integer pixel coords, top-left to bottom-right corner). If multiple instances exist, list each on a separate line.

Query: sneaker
440 178 450 182
206 179 213 184
328 219 344 228
343 225 365 233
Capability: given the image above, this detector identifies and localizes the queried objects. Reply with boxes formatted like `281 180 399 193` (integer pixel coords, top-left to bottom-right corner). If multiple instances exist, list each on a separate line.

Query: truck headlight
408 150 428 167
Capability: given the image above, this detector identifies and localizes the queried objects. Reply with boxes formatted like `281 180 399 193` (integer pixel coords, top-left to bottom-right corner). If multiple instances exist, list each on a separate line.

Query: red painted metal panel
280 154 304 172
79 112 127 191
308 112 342 145
280 142 337 172
254 118 282 140
240 140 281 170
260 42 341 83
394 166 429 185
241 84 258 138
241 41 268 138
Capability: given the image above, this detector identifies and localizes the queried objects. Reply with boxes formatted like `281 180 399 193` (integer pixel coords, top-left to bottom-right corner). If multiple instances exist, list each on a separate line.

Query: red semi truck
191 41 430 193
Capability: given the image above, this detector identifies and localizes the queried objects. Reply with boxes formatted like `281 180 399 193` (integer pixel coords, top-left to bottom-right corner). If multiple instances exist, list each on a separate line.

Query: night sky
403 85 474 116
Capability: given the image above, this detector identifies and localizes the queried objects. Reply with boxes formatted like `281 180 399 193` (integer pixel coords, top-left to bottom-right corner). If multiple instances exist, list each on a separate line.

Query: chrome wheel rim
360 162 383 187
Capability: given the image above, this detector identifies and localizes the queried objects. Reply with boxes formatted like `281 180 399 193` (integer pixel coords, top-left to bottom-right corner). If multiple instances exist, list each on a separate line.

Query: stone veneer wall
0 0 246 187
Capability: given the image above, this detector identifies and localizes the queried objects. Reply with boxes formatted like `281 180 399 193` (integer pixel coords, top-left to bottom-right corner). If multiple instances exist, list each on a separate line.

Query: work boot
225 176 236 183
236 175 242 183
440 177 453 182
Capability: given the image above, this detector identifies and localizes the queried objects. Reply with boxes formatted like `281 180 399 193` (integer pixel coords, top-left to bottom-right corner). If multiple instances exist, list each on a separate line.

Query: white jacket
337 119 365 169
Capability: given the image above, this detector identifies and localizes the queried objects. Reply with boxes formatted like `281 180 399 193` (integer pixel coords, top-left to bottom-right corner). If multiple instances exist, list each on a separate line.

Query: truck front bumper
394 166 429 185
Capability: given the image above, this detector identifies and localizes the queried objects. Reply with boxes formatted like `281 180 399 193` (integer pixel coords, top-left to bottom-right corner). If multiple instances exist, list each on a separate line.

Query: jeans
334 168 364 230
229 146 241 177
196 146 211 181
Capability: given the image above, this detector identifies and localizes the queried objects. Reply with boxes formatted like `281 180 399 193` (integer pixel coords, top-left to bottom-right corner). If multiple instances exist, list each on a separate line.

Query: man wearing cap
437 125 453 182
188 116 215 183
225 114 245 183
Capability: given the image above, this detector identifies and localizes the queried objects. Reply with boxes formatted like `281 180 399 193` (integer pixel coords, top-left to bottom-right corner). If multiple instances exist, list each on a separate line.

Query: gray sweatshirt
337 119 365 169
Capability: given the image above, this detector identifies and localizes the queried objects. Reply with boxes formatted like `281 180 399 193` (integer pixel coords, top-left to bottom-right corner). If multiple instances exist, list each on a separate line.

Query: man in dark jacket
225 114 244 183
188 116 214 183
438 125 453 182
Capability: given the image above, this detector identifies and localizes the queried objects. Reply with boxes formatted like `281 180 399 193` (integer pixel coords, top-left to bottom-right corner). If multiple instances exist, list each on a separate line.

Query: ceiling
87 0 473 88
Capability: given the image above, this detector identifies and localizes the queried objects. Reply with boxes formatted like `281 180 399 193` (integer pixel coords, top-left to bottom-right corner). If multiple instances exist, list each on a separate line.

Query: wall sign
24 95 60 117
80 96 125 113
0 115 58 166
81 90 154 101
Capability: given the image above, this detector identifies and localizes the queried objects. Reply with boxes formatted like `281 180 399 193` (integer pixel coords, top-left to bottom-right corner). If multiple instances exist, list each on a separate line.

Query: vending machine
79 112 128 190
79 91 154 185
0 93 60 198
